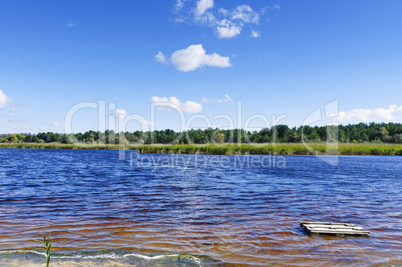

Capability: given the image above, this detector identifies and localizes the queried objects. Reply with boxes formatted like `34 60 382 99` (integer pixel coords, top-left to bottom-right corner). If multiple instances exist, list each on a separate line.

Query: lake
0 149 401 266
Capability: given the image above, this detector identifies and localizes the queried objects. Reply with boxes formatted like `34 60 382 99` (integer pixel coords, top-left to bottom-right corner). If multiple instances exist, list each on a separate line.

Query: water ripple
0 149 401 266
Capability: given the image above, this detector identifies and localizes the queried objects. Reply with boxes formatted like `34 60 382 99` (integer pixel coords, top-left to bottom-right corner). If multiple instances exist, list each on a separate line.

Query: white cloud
151 96 202 113
155 51 168 64
174 0 186 12
5 113 16 117
251 30 260 38
260 6 269 15
335 105 402 123
172 2 268 39
216 19 242 38
202 94 232 103
174 17 186 23
170 44 231 72
218 8 229 16
273 4 280 10
223 94 232 102
38 122 59 131
196 0 214 16
195 12 215 24
0 90 12 109
115 109 127 118
66 20 76 27
231 5 259 24
142 120 155 126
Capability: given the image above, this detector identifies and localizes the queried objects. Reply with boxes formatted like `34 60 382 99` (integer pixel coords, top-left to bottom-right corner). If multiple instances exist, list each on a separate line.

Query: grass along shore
0 142 401 156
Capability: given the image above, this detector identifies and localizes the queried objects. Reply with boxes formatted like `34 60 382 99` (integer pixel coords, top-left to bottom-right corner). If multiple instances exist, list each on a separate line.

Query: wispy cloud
13 126 30 131
154 51 169 64
231 5 259 23
115 109 128 118
37 122 60 131
216 19 242 38
8 117 29 123
218 94 232 103
218 8 229 16
65 20 77 27
251 30 260 38
157 44 231 72
174 0 186 12
335 105 402 123
151 96 202 113
201 97 209 103
202 94 232 103
142 120 155 126
172 0 275 38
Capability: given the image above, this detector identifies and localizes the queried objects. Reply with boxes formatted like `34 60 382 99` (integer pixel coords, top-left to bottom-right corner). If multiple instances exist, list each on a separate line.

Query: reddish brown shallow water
0 149 401 266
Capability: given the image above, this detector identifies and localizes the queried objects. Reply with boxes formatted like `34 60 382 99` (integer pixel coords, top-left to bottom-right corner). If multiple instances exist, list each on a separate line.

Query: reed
0 142 401 156
137 143 402 156
0 143 120 150
133 143 402 156
43 231 52 267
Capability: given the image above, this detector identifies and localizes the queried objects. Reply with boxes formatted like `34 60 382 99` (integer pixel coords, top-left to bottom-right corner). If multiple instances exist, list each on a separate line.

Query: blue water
0 148 401 266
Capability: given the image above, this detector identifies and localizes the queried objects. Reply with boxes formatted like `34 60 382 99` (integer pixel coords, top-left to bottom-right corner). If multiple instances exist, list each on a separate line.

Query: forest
1 122 401 145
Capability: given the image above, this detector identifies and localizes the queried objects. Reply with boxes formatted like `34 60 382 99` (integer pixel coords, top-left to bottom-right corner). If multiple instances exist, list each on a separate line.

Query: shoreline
1 248 401 267
0 143 401 156
0 249 205 267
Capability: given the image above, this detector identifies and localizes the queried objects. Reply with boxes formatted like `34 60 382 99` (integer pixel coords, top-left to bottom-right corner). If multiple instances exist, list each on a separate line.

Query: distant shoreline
0 143 401 156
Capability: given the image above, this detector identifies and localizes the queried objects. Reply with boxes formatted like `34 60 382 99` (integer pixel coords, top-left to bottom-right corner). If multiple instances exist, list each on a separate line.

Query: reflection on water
0 149 401 266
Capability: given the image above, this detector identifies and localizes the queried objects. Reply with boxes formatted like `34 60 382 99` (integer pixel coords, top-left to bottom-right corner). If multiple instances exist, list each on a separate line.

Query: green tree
379 127 390 142
393 134 402 143
3 134 25 143
215 133 225 144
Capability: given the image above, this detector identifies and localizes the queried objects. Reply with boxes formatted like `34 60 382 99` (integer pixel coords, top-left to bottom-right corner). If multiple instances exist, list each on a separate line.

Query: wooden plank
307 228 366 233
300 221 370 237
306 225 364 230
306 227 369 233
305 226 366 232
305 223 362 228
300 221 356 227
306 229 370 236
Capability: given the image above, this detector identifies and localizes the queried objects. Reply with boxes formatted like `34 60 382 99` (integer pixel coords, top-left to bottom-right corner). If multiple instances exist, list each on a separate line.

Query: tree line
1 122 401 144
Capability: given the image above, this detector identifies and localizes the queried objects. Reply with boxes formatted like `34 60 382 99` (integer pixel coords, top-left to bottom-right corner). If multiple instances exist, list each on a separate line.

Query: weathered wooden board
300 221 370 237
300 221 356 226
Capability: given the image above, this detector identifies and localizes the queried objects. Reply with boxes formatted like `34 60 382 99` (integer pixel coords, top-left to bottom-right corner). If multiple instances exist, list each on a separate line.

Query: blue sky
0 0 401 133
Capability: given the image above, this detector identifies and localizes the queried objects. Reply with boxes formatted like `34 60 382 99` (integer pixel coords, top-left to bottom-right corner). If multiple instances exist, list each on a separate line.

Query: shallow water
0 149 401 266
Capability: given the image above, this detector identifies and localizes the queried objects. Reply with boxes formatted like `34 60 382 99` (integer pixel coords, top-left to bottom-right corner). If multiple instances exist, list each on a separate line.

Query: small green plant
43 231 52 267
